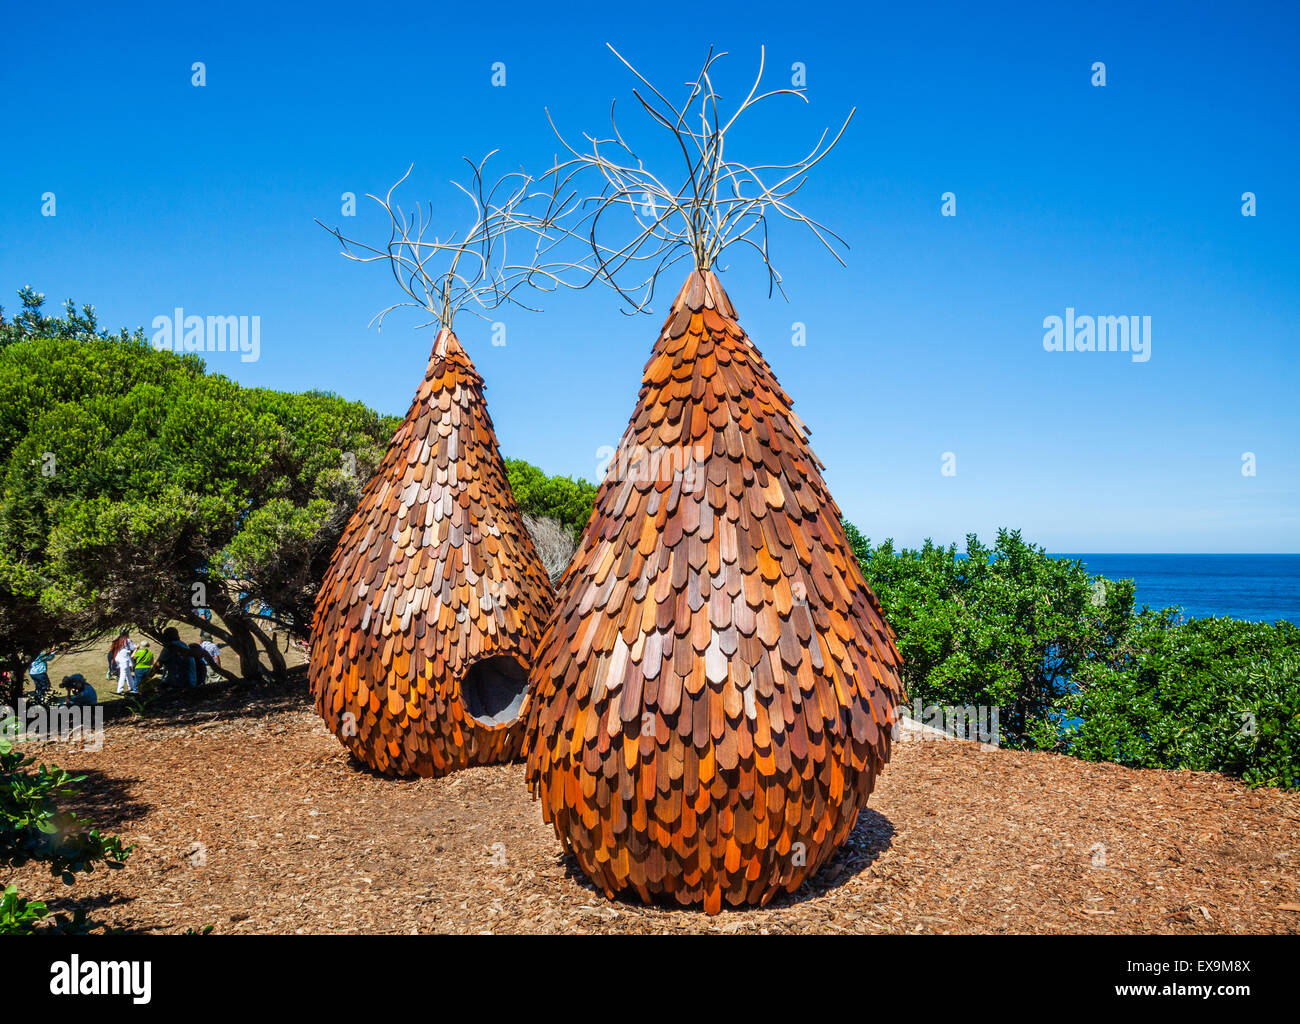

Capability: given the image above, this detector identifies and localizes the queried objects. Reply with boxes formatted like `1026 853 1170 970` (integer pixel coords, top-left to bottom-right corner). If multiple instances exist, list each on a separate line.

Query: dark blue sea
1057 554 1300 625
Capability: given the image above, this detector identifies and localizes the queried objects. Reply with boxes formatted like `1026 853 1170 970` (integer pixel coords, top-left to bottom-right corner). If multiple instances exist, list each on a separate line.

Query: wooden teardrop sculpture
310 328 555 777
525 270 904 912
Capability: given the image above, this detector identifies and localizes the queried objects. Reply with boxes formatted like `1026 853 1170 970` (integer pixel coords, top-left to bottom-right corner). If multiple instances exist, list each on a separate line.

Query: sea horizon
1053 553 1300 625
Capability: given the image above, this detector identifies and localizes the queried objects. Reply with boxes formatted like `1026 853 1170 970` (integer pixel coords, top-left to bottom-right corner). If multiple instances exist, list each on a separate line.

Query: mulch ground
9 678 1300 934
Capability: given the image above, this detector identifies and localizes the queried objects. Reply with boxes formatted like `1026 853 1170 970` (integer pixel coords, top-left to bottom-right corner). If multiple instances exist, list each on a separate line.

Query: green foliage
1 734 132 875
849 523 1300 788
0 295 395 684
1058 616 1300 786
0 732 132 934
0 883 47 935
505 458 597 539
855 528 1134 744
0 287 144 348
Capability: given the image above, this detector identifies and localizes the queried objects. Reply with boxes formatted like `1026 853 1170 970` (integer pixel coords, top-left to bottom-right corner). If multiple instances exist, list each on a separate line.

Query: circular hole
460 655 529 726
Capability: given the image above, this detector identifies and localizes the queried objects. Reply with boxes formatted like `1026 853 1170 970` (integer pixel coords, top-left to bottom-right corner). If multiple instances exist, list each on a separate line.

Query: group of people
27 628 224 706
26 653 102 708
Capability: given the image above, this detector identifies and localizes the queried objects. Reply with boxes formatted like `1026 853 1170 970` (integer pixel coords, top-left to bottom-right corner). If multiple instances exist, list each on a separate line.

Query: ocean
1058 554 1300 625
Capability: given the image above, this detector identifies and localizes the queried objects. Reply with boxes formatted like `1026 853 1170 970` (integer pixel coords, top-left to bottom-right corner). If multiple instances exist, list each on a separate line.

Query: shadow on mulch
64 768 153 831
102 669 310 730
779 807 895 906
37 889 134 917
552 806 896 913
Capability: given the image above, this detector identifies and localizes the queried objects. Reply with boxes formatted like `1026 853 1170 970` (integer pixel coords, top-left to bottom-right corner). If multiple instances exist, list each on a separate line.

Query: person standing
132 642 154 691
108 629 134 687
112 629 137 695
28 650 53 701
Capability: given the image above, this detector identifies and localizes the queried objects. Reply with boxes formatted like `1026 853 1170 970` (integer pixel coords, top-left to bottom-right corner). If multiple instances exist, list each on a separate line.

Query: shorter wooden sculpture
310 159 560 777
310 327 554 776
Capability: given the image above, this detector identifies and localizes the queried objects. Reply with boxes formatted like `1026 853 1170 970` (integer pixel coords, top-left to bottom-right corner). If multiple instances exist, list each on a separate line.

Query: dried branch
522 514 578 585
316 153 574 333
523 45 855 312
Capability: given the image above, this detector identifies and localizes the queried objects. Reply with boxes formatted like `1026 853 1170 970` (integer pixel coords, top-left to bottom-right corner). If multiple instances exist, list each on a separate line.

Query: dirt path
9 682 1299 934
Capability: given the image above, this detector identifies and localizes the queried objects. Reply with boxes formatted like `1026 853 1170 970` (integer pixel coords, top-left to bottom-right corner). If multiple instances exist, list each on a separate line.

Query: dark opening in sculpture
462 655 530 726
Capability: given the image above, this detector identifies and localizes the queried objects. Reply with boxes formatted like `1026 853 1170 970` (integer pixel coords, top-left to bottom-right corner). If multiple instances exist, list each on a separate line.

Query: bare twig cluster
316 153 572 332
522 514 578 585
525 45 855 312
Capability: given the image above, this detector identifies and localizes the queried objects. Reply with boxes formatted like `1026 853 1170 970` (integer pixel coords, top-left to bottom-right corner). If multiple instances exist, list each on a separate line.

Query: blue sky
2 0 1296 552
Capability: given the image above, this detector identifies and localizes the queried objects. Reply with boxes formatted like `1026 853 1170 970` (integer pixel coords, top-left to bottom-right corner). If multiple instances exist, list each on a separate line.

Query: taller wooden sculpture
525 270 904 912
523 46 906 912
311 328 554 777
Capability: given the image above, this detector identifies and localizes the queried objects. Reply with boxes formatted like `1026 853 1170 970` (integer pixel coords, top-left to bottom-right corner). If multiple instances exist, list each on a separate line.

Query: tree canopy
0 291 396 697
504 458 596 540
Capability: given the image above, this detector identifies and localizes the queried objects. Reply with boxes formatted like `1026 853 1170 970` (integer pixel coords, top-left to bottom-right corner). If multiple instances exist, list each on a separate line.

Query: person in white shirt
113 631 138 694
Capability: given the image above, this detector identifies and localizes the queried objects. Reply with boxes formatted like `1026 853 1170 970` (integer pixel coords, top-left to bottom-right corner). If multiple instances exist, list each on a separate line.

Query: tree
0 300 394 688
504 458 596 539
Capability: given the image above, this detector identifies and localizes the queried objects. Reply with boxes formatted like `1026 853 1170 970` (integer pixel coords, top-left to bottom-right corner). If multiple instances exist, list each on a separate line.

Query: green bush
847 523 1300 788
505 458 597 539
849 527 1134 746
0 731 132 934
1059 616 1300 786
0 883 47 934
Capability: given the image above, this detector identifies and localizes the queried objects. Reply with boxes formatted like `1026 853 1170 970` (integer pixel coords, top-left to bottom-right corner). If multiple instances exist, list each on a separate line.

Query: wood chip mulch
9 680 1299 934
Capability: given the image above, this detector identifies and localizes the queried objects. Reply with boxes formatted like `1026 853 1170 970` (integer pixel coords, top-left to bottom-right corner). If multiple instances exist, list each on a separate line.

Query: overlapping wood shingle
525 270 905 913
310 328 555 777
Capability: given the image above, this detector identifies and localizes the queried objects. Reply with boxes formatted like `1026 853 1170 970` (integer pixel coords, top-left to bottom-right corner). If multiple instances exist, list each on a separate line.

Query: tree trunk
220 616 262 681
2 655 24 716
245 616 287 680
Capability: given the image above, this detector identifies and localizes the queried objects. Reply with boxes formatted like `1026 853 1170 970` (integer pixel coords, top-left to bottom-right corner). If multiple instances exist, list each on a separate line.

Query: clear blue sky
2 0 1296 553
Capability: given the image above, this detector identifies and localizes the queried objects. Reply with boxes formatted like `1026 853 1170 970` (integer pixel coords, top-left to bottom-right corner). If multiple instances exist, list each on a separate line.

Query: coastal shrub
1058 616 1300 786
0 730 132 934
847 526 1134 746
845 523 1300 789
